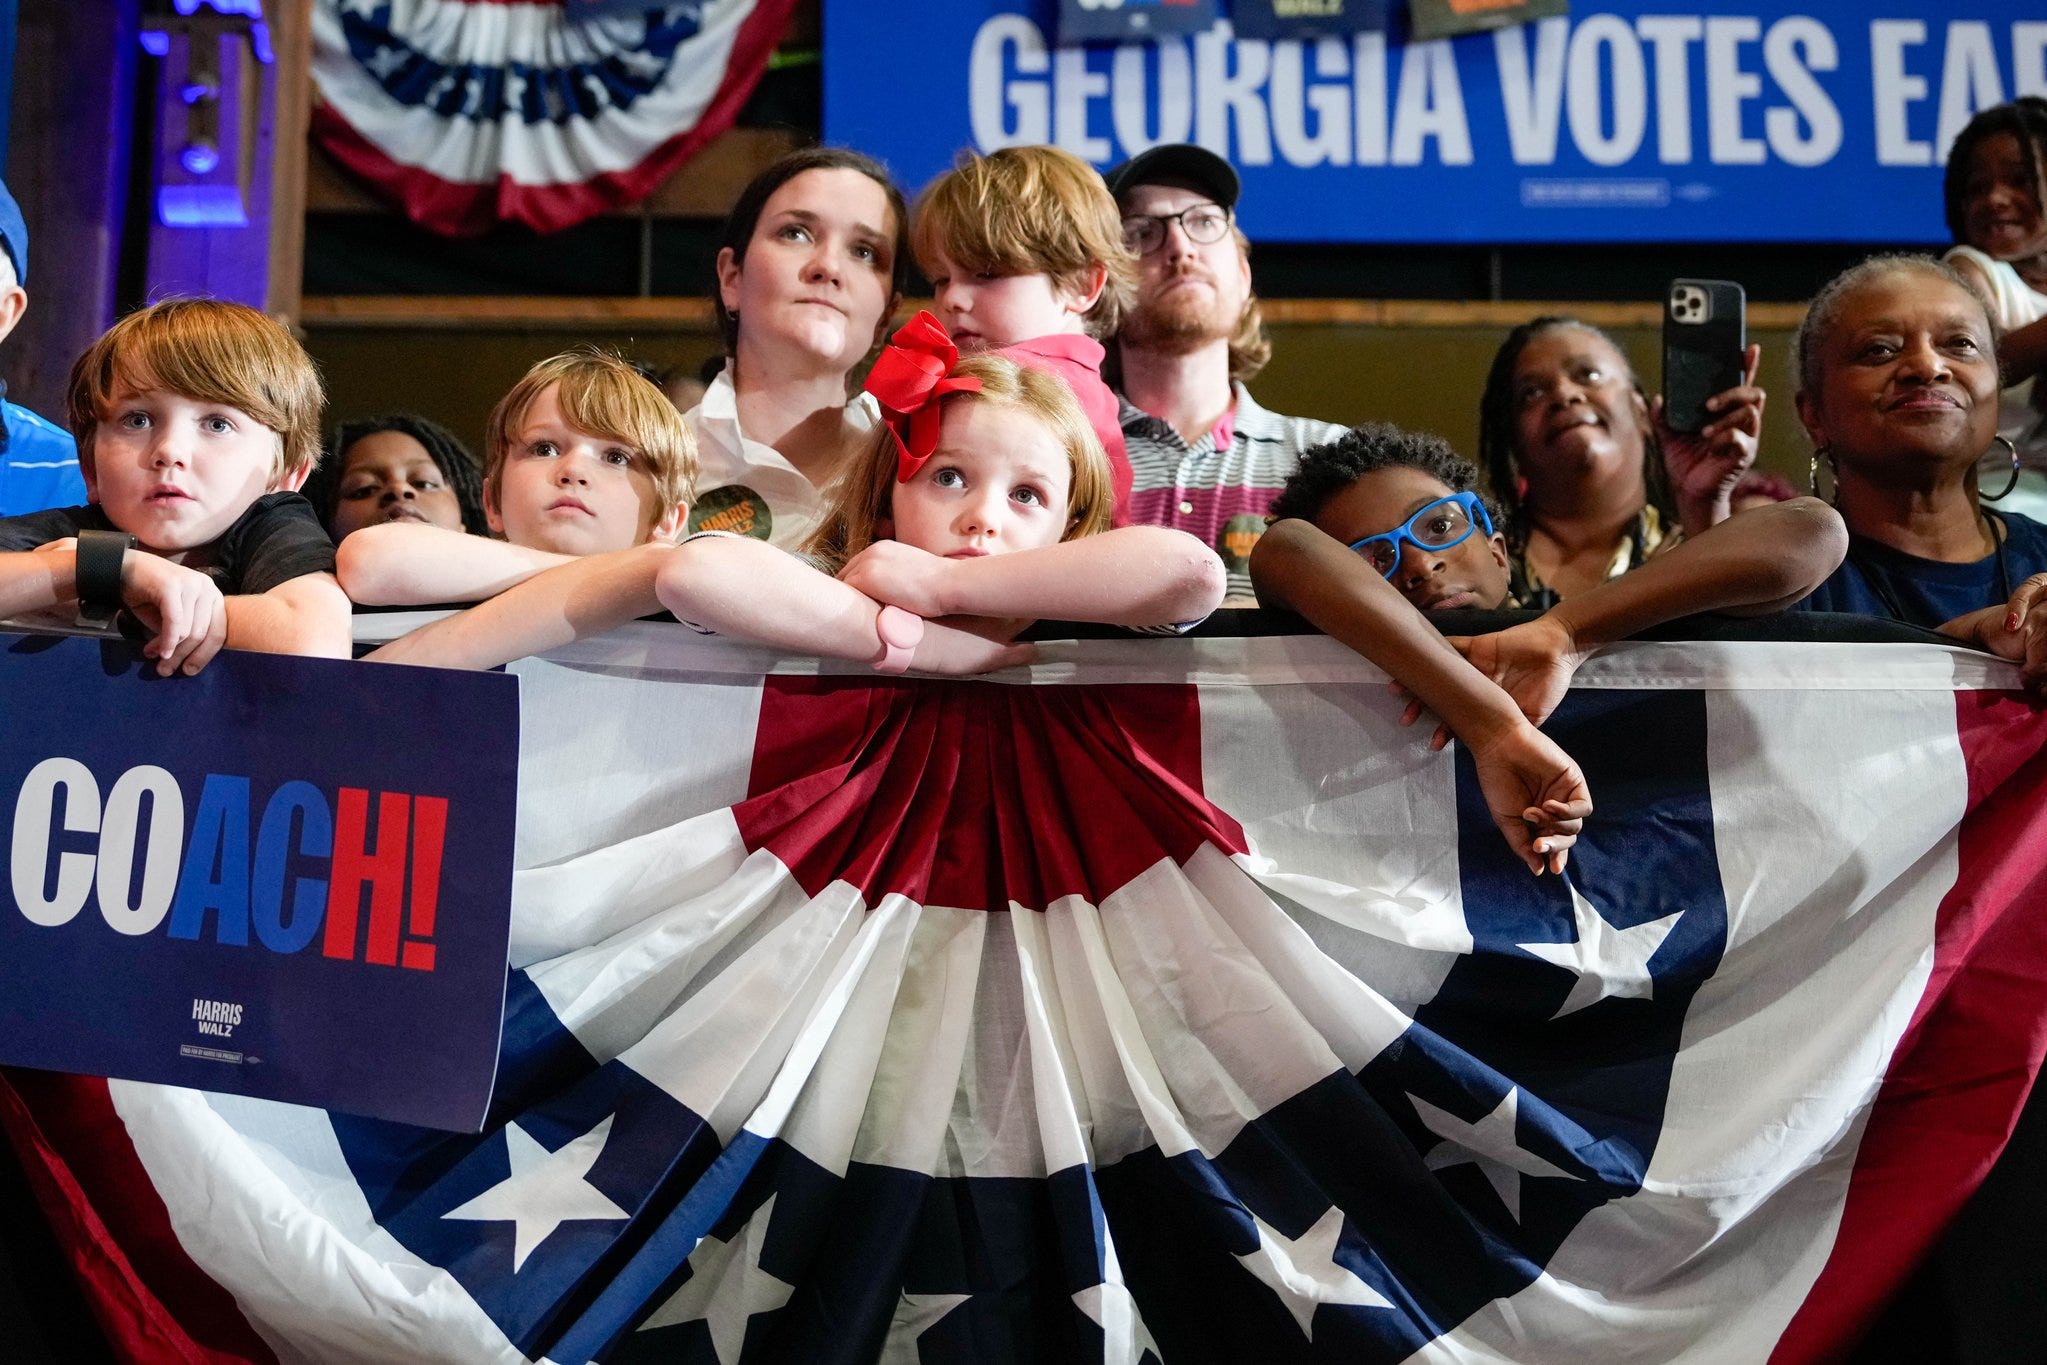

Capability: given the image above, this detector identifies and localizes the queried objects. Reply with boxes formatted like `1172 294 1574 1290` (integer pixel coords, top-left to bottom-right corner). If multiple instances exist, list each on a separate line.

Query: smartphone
1661 279 1747 434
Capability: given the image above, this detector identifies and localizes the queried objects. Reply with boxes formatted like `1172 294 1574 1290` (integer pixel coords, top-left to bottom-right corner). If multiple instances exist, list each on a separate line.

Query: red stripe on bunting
737 678 1247 912
312 0 801 237
1773 691 2047 1362
0 1070 275 1364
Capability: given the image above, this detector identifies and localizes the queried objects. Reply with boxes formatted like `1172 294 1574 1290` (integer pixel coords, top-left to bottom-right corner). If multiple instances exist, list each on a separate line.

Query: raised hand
1658 342 1765 534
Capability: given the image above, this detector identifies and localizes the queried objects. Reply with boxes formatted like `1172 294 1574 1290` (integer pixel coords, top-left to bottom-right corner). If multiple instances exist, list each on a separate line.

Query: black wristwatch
74 529 136 628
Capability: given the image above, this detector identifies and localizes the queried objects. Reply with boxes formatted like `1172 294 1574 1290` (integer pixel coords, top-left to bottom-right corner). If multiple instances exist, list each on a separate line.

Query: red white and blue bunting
310 0 798 237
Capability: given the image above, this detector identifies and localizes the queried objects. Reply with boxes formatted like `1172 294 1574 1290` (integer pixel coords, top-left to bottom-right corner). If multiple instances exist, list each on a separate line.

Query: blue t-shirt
0 400 84 516
1793 510 2047 629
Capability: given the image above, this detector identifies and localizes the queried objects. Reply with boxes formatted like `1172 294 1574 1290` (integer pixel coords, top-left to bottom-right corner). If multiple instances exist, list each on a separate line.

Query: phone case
1662 280 1747 435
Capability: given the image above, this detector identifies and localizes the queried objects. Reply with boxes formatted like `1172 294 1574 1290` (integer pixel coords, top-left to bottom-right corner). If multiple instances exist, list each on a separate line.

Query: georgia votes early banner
1 626 2044 1362
824 0 2047 244
0 633 518 1132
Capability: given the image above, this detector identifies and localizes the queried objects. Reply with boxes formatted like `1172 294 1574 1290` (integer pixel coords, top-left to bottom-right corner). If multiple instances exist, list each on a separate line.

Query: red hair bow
864 311 983 483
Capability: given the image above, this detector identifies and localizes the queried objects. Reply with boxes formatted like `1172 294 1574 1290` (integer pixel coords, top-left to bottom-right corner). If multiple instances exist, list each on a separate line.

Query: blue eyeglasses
1347 492 1494 579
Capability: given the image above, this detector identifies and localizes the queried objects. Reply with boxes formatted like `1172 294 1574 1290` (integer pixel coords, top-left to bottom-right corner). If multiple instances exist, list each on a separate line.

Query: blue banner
0 635 518 1132
823 1 2046 243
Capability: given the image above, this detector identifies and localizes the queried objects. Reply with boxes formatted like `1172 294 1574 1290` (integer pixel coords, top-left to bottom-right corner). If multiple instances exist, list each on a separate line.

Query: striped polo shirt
1119 383 1345 599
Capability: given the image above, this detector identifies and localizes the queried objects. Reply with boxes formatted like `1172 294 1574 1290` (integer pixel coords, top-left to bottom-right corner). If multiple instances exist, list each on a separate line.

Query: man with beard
1108 145 1344 600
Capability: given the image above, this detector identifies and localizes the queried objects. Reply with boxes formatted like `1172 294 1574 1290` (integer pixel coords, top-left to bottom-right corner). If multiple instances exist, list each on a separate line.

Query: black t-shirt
0 491 337 596
1791 510 2047 630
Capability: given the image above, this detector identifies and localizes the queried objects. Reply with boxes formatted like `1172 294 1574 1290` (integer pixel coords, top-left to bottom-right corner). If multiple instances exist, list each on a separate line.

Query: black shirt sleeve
208 492 337 596
0 505 105 552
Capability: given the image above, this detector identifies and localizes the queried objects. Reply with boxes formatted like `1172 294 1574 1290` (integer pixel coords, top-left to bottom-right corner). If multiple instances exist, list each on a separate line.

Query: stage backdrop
824 0 2047 243
2 627 2045 1362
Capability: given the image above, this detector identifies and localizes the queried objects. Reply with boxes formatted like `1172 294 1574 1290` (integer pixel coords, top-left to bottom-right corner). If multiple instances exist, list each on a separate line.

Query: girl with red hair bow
654 314 1224 674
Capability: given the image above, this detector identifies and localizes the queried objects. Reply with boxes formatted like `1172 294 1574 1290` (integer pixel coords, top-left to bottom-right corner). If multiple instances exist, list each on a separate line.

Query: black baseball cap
1104 144 1240 212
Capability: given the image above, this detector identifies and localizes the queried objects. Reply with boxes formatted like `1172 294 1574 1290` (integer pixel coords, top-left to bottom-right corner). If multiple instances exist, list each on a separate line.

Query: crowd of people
0 101 2045 871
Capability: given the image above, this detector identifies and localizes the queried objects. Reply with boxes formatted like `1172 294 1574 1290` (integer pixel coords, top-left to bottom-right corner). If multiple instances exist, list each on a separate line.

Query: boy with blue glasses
1250 422 1846 873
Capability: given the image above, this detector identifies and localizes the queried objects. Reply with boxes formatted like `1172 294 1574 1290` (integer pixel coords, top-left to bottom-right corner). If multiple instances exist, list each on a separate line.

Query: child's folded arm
223 572 353 659
366 541 673 671
841 527 1227 630
335 522 574 606
1251 518 1592 875
655 534 1028 674
1250 518 1533 746
0 547 77 619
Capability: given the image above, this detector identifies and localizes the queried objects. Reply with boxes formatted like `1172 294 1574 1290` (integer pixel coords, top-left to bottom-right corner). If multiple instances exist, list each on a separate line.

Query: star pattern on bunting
1410 1086 1581 1223
1074 1235 1160 1364
440 1115 629 1272
1517 880 1683 1018
639 1193 794 1364
613 45 670 80
364 43 408 80
877 1291 972 1364
1233 1205 1392 1339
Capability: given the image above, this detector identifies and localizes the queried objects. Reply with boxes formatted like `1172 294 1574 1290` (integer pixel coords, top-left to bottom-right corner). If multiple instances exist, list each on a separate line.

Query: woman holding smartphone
1475 316 1765 607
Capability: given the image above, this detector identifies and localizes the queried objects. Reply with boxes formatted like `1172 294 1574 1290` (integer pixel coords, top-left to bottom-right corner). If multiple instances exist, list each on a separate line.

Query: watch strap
74 529 136 625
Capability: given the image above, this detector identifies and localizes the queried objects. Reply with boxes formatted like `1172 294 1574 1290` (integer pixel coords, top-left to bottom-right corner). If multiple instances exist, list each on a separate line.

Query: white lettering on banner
1872 21 1931 166
1271 37 1350 167
1636 16 1702 164
1937 22 2004 162
11 757 98 928
1354 32 1387 166
1055 47 1111 161
1705 18 1766 165
1764 18 1841 168
1493 14 1836 170
970 14 1049 148
2023 23 2047 98
1110 42 1194 153
96 766 184 937
1196 25 1273 165
1497 19 1568 164
1391 40 1472 167
964 14 2042 178
191 999 243 1027
1569 15 1648 167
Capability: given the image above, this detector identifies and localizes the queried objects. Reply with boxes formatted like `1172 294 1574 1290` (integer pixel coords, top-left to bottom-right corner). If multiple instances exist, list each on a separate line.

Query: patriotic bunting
3 629 2046 1362
310 0 800 236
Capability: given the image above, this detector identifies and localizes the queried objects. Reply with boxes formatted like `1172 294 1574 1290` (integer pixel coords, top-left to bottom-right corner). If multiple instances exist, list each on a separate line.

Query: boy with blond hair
912 145 1138 522
338 348 698 670
0 298 350 673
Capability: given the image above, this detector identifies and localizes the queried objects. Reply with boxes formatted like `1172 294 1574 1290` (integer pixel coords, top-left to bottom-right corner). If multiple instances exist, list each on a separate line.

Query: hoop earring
1809 446 1837 504
1980 434 2021 502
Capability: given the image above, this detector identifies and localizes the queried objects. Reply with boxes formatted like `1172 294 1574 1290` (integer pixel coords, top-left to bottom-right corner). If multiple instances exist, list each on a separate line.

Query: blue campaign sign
0 635 518 1132
823 1 2047 243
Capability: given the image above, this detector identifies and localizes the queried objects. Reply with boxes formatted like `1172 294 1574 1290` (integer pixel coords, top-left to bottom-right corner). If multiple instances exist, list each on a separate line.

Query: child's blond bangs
67 298 325 480
911 147 1136 339
805 353 1113 573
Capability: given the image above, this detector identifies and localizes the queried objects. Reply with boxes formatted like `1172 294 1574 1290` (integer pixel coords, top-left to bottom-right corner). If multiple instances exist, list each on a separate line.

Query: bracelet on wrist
873 605 924 674
74 528 137 628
